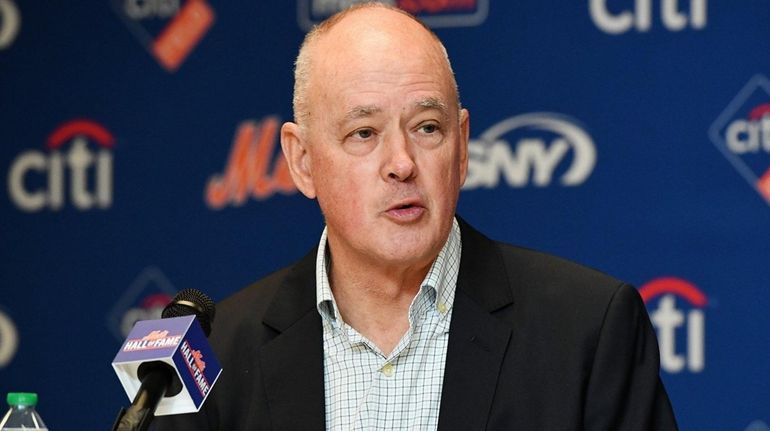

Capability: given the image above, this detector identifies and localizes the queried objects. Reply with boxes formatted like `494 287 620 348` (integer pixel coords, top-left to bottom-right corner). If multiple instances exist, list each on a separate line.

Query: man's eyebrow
415 97 450 118
342 105 382 123
416 97 448 112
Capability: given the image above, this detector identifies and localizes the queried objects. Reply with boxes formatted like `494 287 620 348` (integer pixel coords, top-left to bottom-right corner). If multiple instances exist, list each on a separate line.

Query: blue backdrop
1 1 768 429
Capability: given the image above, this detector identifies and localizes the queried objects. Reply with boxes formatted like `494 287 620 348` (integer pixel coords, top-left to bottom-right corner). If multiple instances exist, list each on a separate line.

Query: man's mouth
385 200 426 222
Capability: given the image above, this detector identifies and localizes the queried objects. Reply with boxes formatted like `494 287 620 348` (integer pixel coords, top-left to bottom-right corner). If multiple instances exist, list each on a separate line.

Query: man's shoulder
495 241 623 290
219 266 293 315
211 248 317 340
458 219 630 313
491 240 636 320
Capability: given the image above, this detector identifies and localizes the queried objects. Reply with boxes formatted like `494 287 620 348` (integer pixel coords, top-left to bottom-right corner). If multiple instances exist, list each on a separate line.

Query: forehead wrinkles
315 40 446 79
339 96 449 127
310 46 454 114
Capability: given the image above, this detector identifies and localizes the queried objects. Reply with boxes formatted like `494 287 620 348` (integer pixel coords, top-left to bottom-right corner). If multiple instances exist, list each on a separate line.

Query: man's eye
420 124 439 134
353 129 373 139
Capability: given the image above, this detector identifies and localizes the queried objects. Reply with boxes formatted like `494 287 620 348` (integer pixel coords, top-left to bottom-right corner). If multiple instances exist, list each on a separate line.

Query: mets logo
180 340 211 396
463 113 596 190
112 0 215 72
205 116 296 209
7 119 115 212
639 277 707 374
709 74 770 205
297 0 488 31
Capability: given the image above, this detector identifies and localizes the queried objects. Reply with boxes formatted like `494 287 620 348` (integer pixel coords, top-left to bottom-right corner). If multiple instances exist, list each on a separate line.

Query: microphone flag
112 315 222 416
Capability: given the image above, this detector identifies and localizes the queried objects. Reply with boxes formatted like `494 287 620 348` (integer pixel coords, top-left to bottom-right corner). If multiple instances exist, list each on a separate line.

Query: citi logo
708 75 770 205
590 0 706 34
7 119 114 212
0 0 20 50
725 104 770 155
0 309 18 369
297 0 488 31
640 277 707 374
205 117 296 209
463 113 596 190
114 0 214 72
123 0 179 18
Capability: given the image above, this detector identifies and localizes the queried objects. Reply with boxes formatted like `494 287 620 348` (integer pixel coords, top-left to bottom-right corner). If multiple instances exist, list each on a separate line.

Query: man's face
289 11 469 270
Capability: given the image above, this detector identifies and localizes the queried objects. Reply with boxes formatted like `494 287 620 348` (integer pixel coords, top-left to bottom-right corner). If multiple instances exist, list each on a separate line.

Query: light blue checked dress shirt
316 218 461 431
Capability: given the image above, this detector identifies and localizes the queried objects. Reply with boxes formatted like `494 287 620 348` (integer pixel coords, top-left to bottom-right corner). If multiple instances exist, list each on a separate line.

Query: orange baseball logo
142 330 170 341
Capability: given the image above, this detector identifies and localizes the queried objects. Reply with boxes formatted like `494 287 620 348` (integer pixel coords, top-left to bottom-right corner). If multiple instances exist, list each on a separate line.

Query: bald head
292 3 460 127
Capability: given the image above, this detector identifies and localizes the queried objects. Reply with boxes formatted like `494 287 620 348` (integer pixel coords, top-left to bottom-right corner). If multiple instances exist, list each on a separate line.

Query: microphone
112 289 223 431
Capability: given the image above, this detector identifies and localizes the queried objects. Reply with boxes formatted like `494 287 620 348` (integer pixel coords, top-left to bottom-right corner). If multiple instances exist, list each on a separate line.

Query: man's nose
381 132 417 182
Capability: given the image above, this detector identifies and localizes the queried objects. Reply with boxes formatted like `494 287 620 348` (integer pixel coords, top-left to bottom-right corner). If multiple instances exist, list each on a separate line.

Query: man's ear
458 108 470 186
280 122 317 199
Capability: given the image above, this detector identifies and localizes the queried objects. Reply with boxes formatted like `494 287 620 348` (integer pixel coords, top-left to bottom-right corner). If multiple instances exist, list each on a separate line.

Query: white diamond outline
707 74 770 206
105 266 177 340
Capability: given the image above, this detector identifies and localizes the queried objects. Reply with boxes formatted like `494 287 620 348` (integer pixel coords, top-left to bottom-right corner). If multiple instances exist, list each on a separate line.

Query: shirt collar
316 218 461 327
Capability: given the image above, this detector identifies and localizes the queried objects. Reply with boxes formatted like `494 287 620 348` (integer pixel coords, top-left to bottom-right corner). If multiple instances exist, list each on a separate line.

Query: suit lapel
254 220 515 430
438 219 515 431
259 249 326 430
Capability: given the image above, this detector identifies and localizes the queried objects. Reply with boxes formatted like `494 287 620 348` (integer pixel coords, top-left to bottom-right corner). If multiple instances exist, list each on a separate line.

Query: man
154 3 677 430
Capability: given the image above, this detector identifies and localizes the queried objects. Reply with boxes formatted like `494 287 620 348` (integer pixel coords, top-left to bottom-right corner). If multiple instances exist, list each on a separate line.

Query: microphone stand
112 364 172 431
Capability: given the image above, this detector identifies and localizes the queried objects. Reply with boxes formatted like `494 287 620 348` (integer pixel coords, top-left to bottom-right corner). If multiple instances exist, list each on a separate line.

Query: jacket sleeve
583 283 678 430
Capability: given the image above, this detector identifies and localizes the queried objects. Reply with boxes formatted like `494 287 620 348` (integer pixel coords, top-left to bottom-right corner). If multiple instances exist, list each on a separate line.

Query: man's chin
376 237 444 267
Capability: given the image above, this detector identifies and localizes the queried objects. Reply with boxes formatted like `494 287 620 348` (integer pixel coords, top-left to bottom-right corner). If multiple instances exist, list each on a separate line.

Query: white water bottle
0 393 48 430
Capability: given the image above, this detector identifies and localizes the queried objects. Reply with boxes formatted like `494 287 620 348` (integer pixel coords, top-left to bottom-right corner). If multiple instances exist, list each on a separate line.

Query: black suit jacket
153 220 677 430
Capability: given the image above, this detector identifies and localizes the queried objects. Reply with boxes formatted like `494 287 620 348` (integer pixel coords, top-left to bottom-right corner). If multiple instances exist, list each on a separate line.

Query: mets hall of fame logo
709 74 770 205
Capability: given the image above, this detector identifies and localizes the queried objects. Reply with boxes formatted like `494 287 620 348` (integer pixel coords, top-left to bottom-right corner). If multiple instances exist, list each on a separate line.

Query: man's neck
328 251 433 356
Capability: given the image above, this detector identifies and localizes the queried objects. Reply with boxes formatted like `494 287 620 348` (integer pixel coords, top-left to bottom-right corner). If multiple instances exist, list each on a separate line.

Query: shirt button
381 363 395 377
437 302 448 314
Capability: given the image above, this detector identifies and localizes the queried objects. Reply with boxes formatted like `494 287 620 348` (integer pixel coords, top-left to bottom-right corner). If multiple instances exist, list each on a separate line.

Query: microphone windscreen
162 289 216 336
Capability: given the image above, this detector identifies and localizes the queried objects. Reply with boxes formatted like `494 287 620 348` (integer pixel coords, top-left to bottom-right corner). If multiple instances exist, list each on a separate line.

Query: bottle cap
7 392 38 407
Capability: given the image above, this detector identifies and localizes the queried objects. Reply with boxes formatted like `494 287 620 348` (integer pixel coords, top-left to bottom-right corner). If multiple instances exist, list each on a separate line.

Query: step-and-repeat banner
1 1 768 429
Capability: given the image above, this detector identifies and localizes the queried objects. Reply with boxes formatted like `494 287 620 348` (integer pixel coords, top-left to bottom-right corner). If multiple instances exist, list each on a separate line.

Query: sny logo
639 277 707 374
0 0 20 50
297 0 488 31
709 75 770 205
7 119 114 212
463 113 596 190
205 117 296 209
113 0 214 72
590 0 706 34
